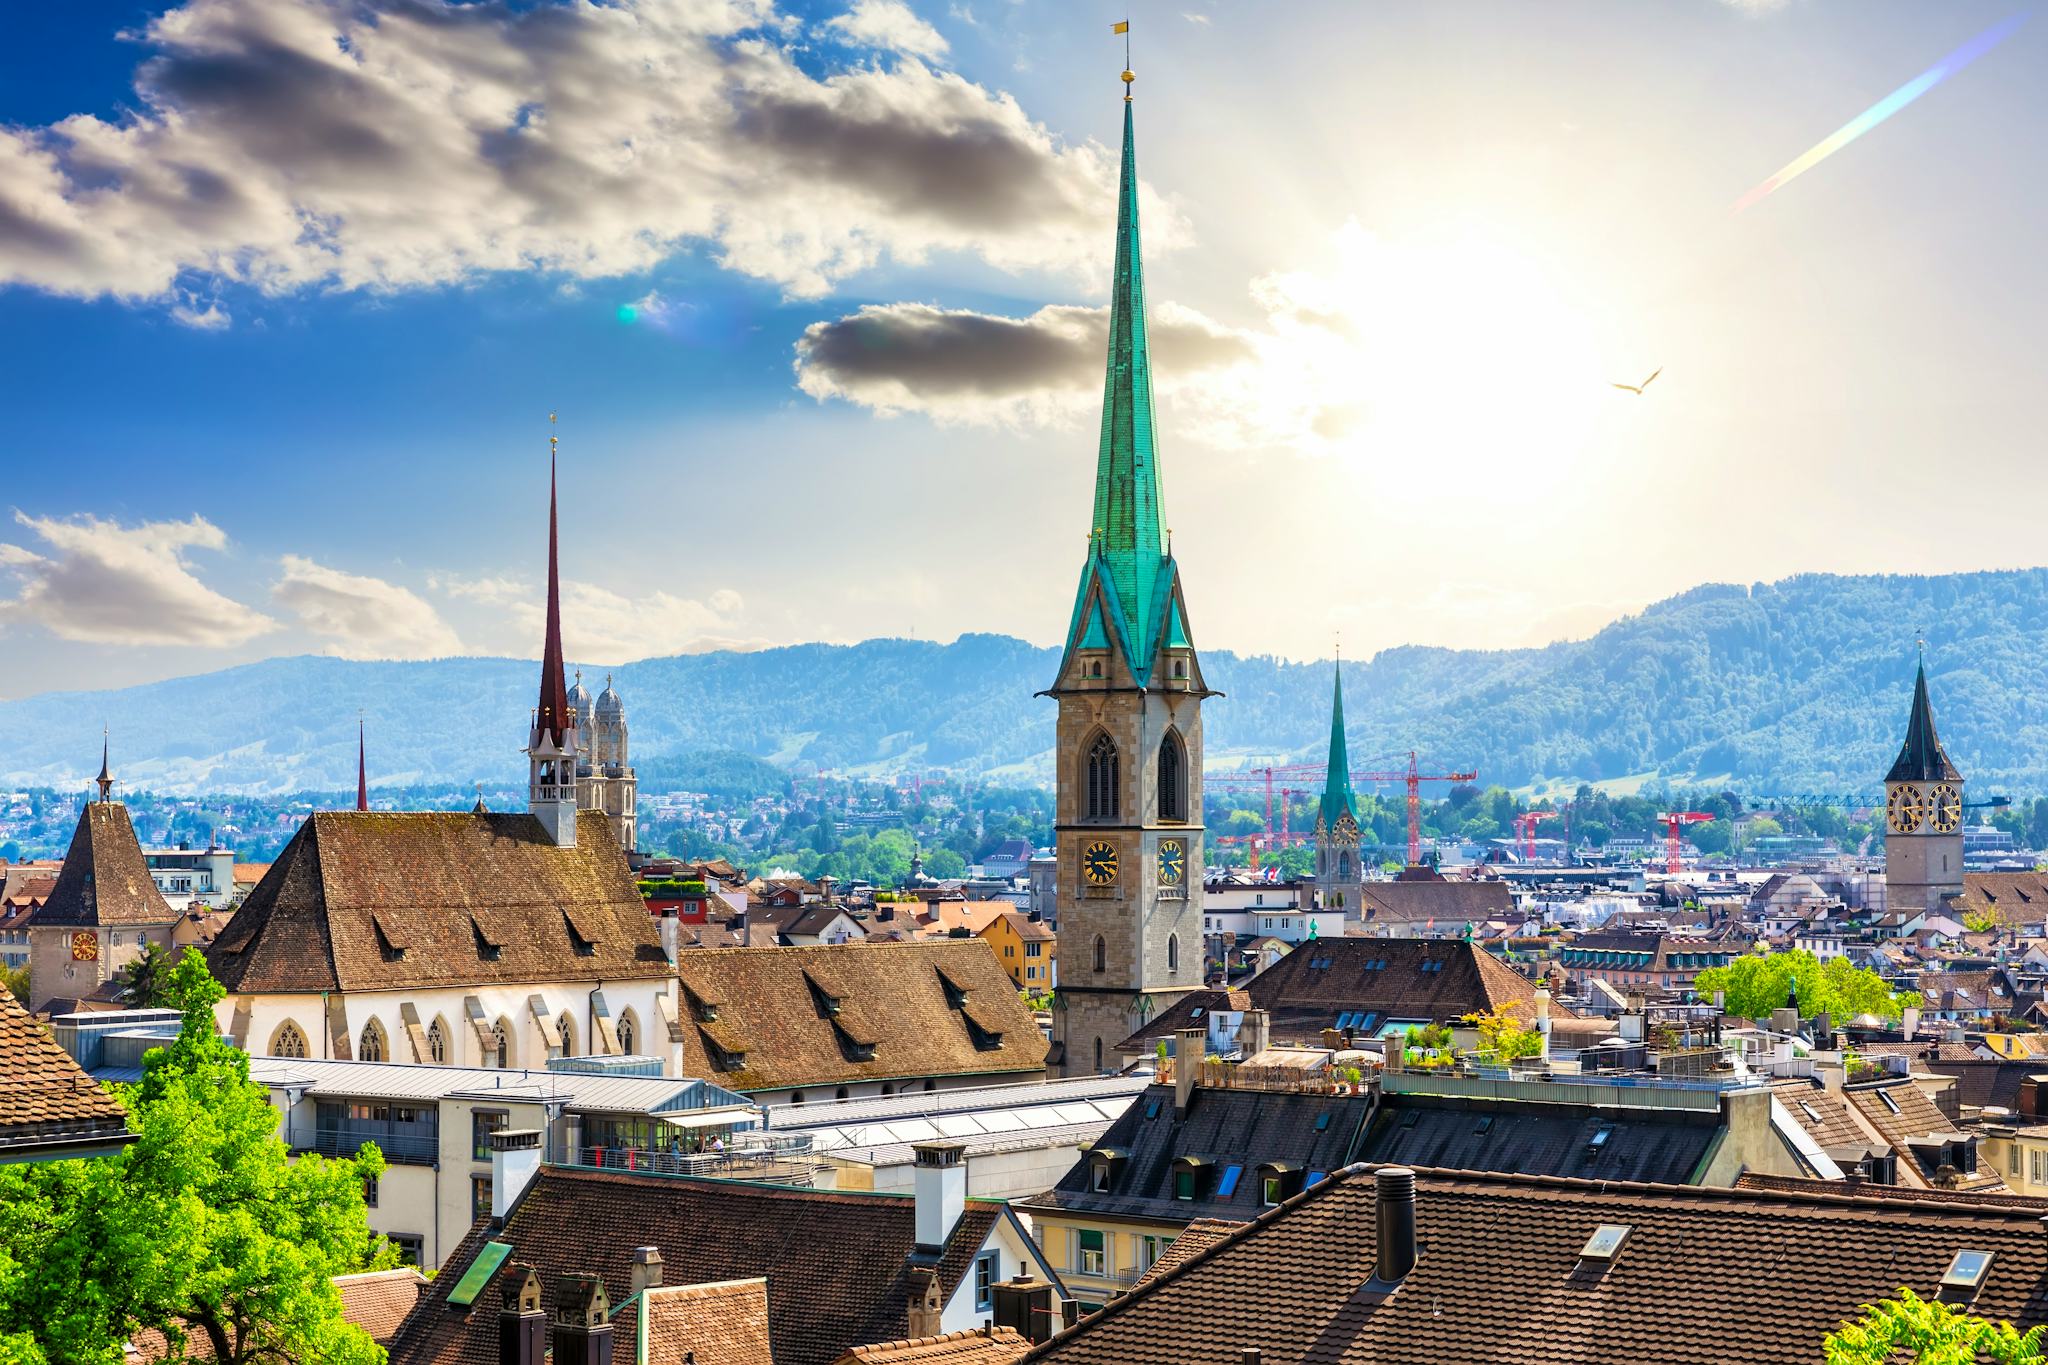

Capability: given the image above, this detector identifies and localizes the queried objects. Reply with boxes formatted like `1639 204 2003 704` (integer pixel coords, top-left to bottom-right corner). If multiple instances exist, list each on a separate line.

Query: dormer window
471 917 502 962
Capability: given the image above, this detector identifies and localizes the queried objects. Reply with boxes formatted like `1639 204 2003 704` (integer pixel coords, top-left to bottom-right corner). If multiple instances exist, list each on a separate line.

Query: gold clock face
1082 840 1119 886
1157 839 1186 885
1887 784 1924 834
70 930 99 962
1929 783 1962 833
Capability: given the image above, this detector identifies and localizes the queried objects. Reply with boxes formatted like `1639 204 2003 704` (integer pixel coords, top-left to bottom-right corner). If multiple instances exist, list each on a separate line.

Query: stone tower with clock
1313 663 1367 921
1883 657 1966 915
1044 74 1212 1077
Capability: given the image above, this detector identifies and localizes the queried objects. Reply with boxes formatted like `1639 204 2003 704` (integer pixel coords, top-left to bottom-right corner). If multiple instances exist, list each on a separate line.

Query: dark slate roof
1356 1092 1721 1185
1885 661 1962 784
207 810 669 993
1016 1082 1373 1225
387 1166 1002 1365
0 987 131 1154
1021 1165 2048 1365
34 802 177 928
674 941 1047 1092
1126 938 1559 1048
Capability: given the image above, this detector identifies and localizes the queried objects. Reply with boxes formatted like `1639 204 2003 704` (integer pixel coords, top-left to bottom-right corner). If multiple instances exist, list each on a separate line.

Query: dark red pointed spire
534 426 572 749
356 716 369 811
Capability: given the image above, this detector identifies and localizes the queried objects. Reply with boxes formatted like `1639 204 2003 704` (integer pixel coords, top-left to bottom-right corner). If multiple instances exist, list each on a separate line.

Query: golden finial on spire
1114 19 1133 98
549 410 558 459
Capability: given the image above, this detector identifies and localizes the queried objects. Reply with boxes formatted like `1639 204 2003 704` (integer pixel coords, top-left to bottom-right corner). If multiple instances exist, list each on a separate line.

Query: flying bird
1611 368 1662 395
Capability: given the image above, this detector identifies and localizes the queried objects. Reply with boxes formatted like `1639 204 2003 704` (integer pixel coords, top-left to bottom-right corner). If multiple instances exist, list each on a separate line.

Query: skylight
1578 1225 1632 1263
1216 1165 1244 1198
1315 1112 1332 1131
1588 1128 1613 1149
1876 1089 1902 1115
1942 1249 1994 1292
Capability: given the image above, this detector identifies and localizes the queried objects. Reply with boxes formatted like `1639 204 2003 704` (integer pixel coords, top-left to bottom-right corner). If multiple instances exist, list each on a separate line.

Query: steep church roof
207 809 668 993
34 802 177 928
1885 660 1961 784
1319 663 1360 829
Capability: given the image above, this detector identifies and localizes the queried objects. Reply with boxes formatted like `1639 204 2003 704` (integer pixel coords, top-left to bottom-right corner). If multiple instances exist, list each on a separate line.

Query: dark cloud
794 300 1255 419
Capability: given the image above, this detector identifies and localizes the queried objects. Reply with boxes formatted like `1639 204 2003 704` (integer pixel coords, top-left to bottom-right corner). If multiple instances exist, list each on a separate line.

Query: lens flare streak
1734 12 2028 212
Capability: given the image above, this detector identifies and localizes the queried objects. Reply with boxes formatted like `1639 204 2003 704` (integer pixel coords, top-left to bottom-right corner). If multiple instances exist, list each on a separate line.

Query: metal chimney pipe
1374 1167 1418 1282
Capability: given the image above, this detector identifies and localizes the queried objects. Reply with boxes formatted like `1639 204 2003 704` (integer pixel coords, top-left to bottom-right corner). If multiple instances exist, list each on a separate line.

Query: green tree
1462 1004 1543 1066
0 961 27 1006
114 942 175 1008
0 949 390 1365
925 848 967 879
1825 1287 2045 1364
1693 949 1911 1022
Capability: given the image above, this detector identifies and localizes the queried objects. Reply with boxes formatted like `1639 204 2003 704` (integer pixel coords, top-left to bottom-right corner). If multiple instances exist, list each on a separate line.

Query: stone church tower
1047 76 1211 1077
1313 663 1365 920
1883 656 1965 915
579 675 639 855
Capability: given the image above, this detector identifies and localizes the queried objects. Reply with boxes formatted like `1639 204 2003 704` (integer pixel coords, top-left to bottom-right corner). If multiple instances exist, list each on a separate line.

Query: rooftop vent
1578 1224 1632 1263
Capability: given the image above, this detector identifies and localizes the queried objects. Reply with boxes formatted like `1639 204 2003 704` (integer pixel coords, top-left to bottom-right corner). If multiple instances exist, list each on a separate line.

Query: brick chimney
489 1128 543 1221
497 1263 545 1365
912 1141 968 1251
1238 1009 1271 1059
629 1246 664 1298
1174 1027 1202 1117
549 1274 611 1365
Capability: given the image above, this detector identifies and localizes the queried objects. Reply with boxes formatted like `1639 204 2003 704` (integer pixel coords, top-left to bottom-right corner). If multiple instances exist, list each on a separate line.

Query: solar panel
446 1241 513 1306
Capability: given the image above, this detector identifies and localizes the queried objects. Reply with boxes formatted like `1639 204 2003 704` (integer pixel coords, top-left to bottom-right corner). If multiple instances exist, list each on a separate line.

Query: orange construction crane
1655 811 1712 875
1355 751 1480 867
1512 810 1559 863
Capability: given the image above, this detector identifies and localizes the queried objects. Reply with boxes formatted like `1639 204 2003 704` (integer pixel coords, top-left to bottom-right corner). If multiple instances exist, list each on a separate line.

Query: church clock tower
1313 662 1366 921
1883 655 1965 915
1045 70 1213 1077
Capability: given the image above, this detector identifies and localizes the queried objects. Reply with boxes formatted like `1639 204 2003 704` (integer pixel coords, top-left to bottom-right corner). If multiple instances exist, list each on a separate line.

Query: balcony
564 1135 824 1188
303 1125 440 1164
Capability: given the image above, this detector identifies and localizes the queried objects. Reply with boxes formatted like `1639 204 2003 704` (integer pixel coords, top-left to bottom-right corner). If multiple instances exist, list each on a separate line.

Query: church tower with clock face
1883 657 1966 915
1044 72 1212 1077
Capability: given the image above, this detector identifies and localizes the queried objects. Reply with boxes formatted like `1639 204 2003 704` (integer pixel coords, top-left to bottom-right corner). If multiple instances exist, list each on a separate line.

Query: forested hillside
4 569 2047 796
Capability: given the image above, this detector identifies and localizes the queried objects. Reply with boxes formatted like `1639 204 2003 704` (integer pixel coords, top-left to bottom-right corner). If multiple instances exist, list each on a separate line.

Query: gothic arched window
617 1011 637 1056
1086 733 1120 821
427 1018 448 1065
358 1019 387 1063
1093 935 1108 974
558 1014 576 1058
492 1018 513 1069
1158 730 1188 823
271 1021 309 1059
1338 851 1353 880
1167 934 1181 974
1094 1038 1104 1073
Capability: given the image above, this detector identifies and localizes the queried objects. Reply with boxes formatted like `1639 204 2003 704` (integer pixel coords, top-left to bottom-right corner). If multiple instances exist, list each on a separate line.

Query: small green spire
1087 97 1165 658
1320 661 1360 828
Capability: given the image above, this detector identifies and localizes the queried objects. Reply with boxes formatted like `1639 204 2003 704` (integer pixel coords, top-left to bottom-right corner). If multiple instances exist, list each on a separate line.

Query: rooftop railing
564 1141 824 1188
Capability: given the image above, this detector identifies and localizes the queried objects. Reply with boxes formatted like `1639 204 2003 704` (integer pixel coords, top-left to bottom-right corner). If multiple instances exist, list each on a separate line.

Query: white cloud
1182 12 1211 24
825 0 948 60
169 295 231 329
272 555 463 658
441 574 757 663
0 512 277 646
0 0 1147 305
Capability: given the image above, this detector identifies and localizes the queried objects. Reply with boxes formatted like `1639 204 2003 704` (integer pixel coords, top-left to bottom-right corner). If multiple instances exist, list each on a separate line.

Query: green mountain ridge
5 568 2047 797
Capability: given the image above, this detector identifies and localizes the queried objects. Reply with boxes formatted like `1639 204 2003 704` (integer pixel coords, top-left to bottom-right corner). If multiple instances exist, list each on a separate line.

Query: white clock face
1887 785 1924 835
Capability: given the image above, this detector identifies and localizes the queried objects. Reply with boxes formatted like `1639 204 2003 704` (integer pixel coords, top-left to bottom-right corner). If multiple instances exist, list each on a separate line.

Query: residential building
1017 1053 1373 1309
1884 656 1967 915
1047 85 1207 1078
27 751 181 1013
1554 932 1736 994
141 842 238 912
1018 1164 2048 1363
1773 1069 2006 1193
673 941 1047 1105
1356 870 1514 936
748 901 867 946
0 989 131 1163
386 1143 1066 1365
980 910 1055 992
1200 881 1342 946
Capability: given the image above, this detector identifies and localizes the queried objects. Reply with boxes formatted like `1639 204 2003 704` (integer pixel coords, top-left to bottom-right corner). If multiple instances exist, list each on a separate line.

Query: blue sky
2 0 2043 699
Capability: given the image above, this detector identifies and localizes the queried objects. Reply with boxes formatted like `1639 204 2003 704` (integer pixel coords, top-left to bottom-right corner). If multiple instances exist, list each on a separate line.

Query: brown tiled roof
1732 1172 2048 1211
35 802 177 928
836 1326 1031 1364
1129 939 1564 1048
208 811 668 993
1844 1080 2007 1191
1358 880 1512 926
674 942 1046 1092
1768 1080 1868 1151
1134 1220 1235 1286
1022 1165 2048 1364
640 1278 773 1365
1957 873 2048 928
990 912 1055 943
386 1166 1002 1365
0 987 130 1152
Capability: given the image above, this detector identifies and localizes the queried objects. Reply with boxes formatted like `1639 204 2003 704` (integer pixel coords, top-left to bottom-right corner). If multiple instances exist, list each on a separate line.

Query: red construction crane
1355 751 1480 867
1206 765 1323 870
1655 811 1712 875
1512 810 1559 863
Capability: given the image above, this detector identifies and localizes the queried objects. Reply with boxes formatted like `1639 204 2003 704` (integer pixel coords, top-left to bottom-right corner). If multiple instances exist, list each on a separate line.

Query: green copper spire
1087 96 1166 654
1320 661 1359 828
